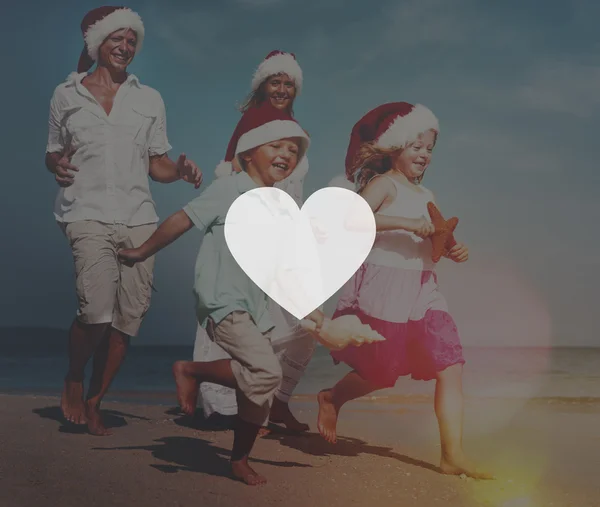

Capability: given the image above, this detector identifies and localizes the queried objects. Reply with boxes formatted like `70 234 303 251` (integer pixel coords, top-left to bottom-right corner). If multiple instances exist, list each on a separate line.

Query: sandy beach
1 393 599 507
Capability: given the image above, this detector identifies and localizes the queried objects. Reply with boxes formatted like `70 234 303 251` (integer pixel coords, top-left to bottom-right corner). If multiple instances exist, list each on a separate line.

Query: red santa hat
219 102 310 170
215 102 310 177
77 6 145 73
251 50 303 94
343 102 439 183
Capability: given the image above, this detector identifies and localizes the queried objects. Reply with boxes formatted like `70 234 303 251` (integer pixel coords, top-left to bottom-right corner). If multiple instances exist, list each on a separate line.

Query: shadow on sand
32 405 150 434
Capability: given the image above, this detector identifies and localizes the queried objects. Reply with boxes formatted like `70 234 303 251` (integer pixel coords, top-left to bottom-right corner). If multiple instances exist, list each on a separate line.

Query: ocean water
1 339 600 404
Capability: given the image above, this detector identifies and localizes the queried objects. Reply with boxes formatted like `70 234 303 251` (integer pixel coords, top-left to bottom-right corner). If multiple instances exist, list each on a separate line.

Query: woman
193 50 314 432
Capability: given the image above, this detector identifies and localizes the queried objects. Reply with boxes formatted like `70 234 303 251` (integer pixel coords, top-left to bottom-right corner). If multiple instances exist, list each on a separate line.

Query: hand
445 242 469 263
306 309 325 333
176 153 203 189
231 157 243 173
118 247 147 267
411 216 435 239
54 148 78 187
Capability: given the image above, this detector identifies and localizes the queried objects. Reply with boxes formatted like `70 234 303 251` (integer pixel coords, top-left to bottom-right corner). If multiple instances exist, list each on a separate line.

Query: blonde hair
352 130 438 192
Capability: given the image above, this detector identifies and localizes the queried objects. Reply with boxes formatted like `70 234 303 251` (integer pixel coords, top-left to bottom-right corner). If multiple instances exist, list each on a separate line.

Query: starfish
427 202 459 263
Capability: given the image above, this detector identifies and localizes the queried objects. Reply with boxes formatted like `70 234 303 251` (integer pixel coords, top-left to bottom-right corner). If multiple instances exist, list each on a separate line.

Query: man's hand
53 148 78 187
118 247 148 267
176 153 203 189
445 242 469 263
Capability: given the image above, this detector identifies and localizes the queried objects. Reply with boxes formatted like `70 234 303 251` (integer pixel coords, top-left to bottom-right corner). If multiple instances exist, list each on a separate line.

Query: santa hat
215 102 310 177
218 102 309 171
251 50 303 94
77 6 145 73
343 102 439 183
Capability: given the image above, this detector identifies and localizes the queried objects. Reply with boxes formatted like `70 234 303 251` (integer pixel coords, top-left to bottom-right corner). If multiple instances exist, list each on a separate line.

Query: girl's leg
435 363 493 479
317 370 381 443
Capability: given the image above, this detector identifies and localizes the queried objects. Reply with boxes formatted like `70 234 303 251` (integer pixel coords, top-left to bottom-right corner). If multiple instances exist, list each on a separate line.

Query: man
194 50 315 432
45 6 202 436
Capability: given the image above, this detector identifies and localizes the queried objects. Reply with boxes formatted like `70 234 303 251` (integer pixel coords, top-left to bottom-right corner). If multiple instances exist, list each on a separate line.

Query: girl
323 102 493 480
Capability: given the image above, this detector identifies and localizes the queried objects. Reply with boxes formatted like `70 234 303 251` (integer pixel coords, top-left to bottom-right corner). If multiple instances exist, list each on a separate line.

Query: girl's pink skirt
330 263 465 387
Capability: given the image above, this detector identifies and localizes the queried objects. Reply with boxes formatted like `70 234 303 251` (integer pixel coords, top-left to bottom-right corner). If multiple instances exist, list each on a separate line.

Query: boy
118 103 324 485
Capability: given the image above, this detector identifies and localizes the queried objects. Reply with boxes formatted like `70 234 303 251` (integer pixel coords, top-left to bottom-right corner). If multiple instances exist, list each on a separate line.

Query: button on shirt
46 72 172 225
184 172 282 333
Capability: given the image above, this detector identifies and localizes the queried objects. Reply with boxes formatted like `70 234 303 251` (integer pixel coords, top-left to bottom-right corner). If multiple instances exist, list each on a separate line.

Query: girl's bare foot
85 401 112 436
317 389 339 443
172 361 199 416
61 377 87 425
269 398 309 432
257 427 271 438
231 457 267 485
440 453 495 480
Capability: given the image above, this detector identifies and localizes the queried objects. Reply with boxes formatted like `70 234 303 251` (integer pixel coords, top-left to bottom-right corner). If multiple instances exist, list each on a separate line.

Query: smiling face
242 138 302 186
97 27 138 71
264 73 296 111
391 129 437 181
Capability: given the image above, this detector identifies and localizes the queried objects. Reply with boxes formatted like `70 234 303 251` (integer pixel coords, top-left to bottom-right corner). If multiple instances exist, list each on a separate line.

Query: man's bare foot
61 377 87 425
440 453 495 480
317 389 339 444
231 457 267 485
269 398 309 432
85 400 112 436
173 361 199 416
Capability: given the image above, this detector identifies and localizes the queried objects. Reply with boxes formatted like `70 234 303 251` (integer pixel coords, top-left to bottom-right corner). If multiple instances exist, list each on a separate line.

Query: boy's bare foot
85 401 112 436
173 361 200 416
231 457 267 485
440 453 495 480
61 377 87 425
317 389 339 444
269 397 309 432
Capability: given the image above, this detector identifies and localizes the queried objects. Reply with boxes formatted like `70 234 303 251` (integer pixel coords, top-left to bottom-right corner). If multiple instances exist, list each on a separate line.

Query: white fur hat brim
235 120 310 162
85 8 145 61
376 104 439 149
251 53 303 94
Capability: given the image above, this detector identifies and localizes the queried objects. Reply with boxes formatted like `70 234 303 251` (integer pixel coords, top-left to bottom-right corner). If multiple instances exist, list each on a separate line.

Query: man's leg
85 327 130 435
60 221 119 425
62 319 110 424
86 223 156 435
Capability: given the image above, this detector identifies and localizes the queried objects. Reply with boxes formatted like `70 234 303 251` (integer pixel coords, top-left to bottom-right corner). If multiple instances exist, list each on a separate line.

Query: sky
1 0 599 346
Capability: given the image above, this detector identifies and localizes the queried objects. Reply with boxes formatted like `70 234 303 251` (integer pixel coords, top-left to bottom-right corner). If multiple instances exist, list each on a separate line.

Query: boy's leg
174 311 282 485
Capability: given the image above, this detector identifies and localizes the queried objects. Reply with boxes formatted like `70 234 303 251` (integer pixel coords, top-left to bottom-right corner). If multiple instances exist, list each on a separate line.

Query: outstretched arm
118 210 194 265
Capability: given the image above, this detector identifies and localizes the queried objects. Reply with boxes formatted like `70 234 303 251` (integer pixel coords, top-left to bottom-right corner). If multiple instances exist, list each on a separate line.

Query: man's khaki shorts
60 220 157 337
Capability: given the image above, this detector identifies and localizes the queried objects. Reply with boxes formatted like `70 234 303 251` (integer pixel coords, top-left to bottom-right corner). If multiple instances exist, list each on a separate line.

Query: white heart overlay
224 187 376 320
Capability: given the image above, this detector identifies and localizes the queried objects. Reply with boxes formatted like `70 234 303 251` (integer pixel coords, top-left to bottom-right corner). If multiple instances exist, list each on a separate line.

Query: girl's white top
366 175 435 271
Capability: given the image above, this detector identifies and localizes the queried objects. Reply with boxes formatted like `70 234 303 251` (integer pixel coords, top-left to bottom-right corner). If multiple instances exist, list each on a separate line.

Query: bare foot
257 427 271 438
173 361 199 416
440 454 495 480
231 457 267 486
269 398 309 432
317 389 339 444
85 401 112 436
61 377 87 425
